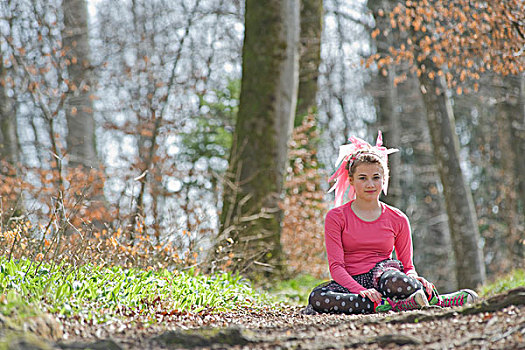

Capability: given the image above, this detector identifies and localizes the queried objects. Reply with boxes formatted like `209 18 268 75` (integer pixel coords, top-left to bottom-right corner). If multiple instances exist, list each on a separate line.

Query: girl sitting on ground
307 132 478 314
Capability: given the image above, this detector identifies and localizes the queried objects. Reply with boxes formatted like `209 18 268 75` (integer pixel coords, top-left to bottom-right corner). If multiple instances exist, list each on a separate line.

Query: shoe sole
413 290 430 307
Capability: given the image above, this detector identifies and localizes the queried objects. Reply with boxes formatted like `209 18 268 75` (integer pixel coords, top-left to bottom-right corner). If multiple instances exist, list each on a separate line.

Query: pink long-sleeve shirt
324 200 417 293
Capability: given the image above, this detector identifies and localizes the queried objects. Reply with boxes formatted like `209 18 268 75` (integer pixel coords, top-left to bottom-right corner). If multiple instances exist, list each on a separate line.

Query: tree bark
518 74 525 243
497 74 525 262
367 0 401 206
63 0 97 168
399 72 456 291
367 0 455 291
216 0 300 278
381 69 402 206
519 75 525 200
295 0 322 126
0 55 19 167
418 68 486 288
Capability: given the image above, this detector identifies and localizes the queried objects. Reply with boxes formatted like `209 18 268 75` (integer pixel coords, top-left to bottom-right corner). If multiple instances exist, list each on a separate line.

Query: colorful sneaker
438 289 478 308
385 289 430 312
374 299 393 313
428 286 441 306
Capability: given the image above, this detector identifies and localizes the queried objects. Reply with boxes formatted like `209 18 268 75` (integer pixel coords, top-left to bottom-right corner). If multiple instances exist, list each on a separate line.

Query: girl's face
349 163 384 201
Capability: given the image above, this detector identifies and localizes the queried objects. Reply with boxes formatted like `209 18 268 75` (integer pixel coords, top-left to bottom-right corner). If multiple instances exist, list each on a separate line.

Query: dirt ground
6 287 525 350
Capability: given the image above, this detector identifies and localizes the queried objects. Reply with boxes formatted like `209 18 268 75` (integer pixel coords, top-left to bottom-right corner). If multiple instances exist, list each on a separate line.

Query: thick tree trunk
216 0 300 278
498 74 525 262
367 0 455 291
418 68 486 288
63 0 97 168
295 0 322 125
399 73 456 291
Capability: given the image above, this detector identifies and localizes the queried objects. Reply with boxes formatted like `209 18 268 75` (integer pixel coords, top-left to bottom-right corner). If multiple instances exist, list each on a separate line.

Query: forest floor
5 287 525 350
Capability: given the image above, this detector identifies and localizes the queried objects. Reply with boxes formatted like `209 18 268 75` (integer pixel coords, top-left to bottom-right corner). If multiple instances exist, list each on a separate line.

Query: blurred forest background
0 0 523 293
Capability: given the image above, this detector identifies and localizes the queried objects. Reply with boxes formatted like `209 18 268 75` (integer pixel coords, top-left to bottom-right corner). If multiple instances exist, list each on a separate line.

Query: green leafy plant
0 256 277 323
268 274 325 305
478 268 525 298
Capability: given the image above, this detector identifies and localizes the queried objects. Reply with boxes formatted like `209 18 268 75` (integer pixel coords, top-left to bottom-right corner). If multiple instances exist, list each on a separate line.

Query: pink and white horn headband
328 131 399 207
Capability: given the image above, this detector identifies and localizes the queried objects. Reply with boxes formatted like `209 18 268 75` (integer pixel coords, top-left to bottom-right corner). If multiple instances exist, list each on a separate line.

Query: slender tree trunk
418 68 486 288
0 57 19 167
519 75 525 198
368 71 401 206
382 69 402 206
518 74 525 262
295 0 322 125
216 0 300 278
374 65 402 206
0 47 23 220
63 0 97 168
367 0 401 205
519 74 525 232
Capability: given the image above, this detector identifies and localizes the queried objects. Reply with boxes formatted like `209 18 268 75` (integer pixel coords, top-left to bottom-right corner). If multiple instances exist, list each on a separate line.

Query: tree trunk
63 0 97 168
367 0 401 206
418 68 486 288
402 72 456 291
0 46 23 220
498 74 525 262
0 56 19 167
519 75 525 203
367 0 455 291
215 0 300 279
381 69 402 206
295 0 322 126
518 75 525 250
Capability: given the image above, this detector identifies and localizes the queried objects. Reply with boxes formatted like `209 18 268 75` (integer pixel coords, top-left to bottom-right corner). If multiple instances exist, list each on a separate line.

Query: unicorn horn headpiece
328 131 398 207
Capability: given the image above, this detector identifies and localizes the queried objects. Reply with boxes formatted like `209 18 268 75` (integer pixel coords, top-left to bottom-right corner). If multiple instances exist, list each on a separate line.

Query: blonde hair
346 151 388 179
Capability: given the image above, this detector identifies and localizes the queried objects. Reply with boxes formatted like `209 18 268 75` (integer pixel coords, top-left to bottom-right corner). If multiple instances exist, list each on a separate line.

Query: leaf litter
56 290 524 350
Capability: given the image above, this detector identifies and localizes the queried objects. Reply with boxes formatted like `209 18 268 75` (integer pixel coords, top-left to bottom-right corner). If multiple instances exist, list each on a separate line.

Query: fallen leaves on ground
58 301 524 349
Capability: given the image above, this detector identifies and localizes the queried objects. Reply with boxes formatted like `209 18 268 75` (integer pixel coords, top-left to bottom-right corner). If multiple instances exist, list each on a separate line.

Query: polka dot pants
378 269 424 299
308 270 425 314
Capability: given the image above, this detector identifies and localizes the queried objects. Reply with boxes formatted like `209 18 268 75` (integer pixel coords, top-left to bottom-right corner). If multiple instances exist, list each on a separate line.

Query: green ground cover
268 274 325 305
1 254 523 325
478 268 525 297
0 256 276 323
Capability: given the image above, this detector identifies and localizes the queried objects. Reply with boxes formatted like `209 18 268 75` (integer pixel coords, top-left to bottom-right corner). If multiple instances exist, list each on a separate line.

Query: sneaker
438 289 478 307
382 289 430 312
374 299 393 313
428 286 441 306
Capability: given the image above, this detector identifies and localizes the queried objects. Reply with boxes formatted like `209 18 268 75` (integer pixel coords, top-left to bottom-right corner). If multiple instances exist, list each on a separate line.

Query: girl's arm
394 213 418 277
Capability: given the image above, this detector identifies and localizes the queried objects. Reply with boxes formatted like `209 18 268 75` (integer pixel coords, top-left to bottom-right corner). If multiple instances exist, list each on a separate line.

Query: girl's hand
358 288 382 303
415 276 434 296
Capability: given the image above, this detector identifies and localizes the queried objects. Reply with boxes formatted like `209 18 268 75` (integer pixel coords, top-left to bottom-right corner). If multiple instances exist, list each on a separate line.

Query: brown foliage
280 115 329 279
0 161 202 271
0 161 110 226
0 219 198 270
366 0 524 91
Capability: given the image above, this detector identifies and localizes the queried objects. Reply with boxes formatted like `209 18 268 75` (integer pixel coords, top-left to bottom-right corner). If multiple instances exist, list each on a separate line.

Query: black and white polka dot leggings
308 269 425 314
